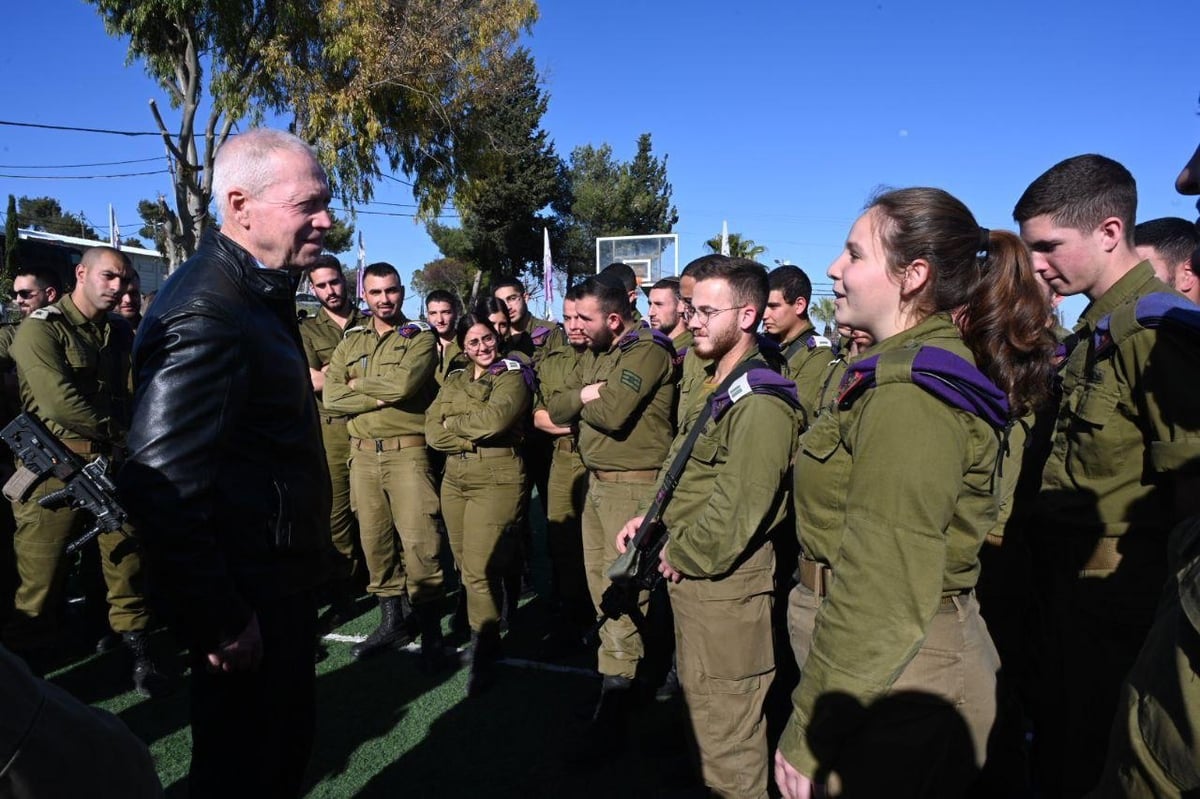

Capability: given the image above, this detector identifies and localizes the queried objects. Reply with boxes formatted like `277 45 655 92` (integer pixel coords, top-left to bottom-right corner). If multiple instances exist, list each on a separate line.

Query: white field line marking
320 634 597 677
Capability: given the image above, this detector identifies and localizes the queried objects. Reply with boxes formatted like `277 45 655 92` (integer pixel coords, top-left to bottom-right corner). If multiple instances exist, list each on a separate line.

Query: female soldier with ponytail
775 188 1056 798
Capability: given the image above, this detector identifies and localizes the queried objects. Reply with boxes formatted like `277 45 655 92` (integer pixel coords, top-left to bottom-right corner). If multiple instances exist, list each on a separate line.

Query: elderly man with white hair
118 128 334 798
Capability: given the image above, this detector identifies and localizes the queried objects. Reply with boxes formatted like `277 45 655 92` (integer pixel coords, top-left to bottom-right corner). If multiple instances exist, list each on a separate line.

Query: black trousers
187 592 318 799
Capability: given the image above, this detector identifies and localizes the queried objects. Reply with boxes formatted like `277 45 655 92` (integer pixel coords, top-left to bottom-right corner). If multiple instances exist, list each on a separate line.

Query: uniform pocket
800 412 842 463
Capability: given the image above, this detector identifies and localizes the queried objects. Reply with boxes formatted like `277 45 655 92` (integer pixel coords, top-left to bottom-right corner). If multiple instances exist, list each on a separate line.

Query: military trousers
581 473 656 679
669 547 775 799
546 441 589 613
349 445 444 606
787 583 999 797
440 449 525 633
6 471 147 647
1029 532 1165 798
320 418 360 583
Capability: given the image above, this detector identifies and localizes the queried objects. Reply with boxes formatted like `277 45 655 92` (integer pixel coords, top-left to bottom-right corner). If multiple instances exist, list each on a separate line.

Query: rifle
588 360 766 643
1 412 128 555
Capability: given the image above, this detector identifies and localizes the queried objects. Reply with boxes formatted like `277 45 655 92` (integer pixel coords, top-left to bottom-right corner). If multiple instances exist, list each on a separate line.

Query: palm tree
702 232 767 260
809 297 837 337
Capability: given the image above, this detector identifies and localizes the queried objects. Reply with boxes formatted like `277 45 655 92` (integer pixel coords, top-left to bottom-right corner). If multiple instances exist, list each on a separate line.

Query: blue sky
1 0 1197 323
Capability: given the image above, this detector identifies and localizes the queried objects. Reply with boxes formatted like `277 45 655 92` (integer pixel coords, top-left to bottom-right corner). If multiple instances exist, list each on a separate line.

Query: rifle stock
0 412 128 554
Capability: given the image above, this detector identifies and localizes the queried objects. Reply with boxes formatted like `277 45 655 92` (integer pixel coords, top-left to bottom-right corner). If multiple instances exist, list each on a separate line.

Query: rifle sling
631 359 767 551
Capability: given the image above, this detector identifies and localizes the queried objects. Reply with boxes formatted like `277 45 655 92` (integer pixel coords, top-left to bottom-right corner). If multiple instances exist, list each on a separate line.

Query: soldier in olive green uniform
427 313 533 692
6 248 162 694
547 274 676 750
298 257 366 622
763 265 842 421
620 260 799 798
324 263 445 663
533 292 592 634
776 190 1056 798
425 289 465 386
1014 156 1200 797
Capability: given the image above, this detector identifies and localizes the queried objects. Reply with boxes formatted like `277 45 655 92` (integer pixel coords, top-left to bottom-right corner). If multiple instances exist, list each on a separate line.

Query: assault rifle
1 412 127 555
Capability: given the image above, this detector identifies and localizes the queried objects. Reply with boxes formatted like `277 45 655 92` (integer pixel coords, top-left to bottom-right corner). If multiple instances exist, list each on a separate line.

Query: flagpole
542 227 555 321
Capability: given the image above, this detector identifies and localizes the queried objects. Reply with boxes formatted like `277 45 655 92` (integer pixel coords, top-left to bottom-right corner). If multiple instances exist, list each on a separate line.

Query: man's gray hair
211 129 323 220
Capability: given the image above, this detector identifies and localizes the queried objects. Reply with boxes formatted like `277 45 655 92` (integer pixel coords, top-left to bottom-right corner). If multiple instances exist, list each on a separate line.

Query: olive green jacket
1037 261 1200 538
662 343 799 579
780 313 1002 773
546 323 676 472
780 322 841 422
298 306 365 414
534 340 585 418
324 318 437 438
426 360 531 451
10 295 132 445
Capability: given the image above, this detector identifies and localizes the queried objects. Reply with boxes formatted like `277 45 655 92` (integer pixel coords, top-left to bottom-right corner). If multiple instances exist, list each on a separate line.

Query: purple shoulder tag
839 347 1008 428
531 325 553 346
487 358 537 392
710 368 801 423
1094 292 1200 357
397 320 432 339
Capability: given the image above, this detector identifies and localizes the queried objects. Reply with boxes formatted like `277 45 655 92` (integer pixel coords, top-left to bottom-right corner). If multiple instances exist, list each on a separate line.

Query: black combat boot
317 578 360 633
450 589 468 636
566 674 633 766
465 627 501 697
123 631 170 698
416 605 447 673
350 596 411 660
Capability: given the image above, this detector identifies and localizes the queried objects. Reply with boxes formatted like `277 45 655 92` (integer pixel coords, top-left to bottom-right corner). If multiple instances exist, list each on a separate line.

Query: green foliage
809 297 837 335
15 197 100 240
410 257 479 310
3 195 18 295
136 198 171 257
428 49 568 286
323 211 355 255
702 231 767 260
556 134 677 284
88 0 539 265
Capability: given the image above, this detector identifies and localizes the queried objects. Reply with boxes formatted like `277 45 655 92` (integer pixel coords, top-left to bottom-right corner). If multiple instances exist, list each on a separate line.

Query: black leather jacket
118 229 332 649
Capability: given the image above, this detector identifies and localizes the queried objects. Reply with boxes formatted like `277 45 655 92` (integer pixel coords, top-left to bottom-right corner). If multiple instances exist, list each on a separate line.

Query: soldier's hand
206 613 264 674
657 544 683 584
580 382 606 404
615 516 644 553
774 749 819 799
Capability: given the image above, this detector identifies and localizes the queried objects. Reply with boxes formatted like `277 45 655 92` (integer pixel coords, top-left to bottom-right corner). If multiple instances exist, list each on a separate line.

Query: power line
332 206 458 219
0 119 186 137
0 156 166 169
0 169 169 180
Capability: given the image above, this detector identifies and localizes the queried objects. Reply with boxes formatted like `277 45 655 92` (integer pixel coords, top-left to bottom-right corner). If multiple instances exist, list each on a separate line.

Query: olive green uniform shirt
780 313 1002 772
323 318 438 438
780 322 841 423
546 324 676 472
10 295 131 445
662 343 799 579
534 340 585 420
298 306 366 414
426 361 531 451
1037 261 1200 539
0 323 18 369
433 336 466 386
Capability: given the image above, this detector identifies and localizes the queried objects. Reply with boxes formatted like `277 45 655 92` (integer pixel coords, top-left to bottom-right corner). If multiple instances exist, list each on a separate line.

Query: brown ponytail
871 188 1056 417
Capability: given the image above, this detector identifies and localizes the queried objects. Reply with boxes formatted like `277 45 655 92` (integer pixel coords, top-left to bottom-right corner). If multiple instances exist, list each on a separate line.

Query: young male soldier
1 266 65 414
7 246 164 694
425 289 463 385
647 277 692 352
324 263 446 667
115 268 143 331
601 261 644 322
1134 216 1200 303
1088 131 1200 799
532 288 592 647
1014 154 1200 797
547 273 677 756
763 265 838 419
618 257 799 799
298 255 367 629
494 276 559 360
